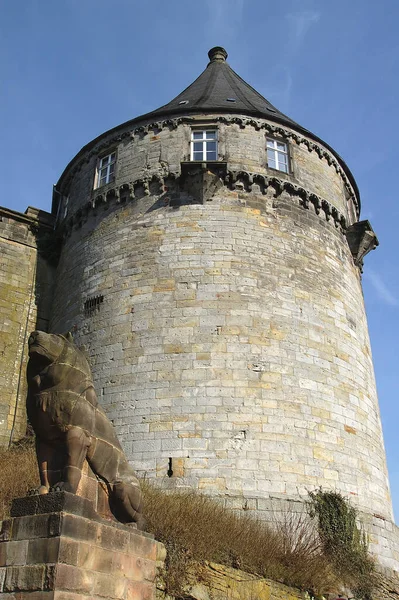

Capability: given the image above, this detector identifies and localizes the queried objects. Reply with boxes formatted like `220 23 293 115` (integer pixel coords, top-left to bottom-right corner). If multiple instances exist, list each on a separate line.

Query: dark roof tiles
143 47 300 128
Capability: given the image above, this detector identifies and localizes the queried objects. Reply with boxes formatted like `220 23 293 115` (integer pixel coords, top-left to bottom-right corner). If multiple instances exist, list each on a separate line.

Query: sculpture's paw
50 481 74 493
28 485 49 496
112 481 144 527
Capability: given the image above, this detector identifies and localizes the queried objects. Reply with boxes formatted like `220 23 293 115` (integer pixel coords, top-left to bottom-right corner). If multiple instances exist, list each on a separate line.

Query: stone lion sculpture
26 330 144 527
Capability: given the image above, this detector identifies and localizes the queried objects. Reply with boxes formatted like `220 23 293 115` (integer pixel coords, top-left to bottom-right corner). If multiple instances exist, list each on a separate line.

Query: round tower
51 48 397 568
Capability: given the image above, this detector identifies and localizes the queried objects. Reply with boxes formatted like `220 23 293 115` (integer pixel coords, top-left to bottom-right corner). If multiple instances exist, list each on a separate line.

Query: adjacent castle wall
0 207 54 447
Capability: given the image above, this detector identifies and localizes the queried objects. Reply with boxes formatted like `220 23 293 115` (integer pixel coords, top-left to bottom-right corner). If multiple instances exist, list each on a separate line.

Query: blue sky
1 0 399 517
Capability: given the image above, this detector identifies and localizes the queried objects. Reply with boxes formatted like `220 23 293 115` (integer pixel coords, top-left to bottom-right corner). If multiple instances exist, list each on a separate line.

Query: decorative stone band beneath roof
217 115 358 216
58 116 359 219
59 169 348 239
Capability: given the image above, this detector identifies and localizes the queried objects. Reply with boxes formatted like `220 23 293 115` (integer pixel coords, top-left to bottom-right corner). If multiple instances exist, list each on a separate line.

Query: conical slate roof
56 46 359 205
136 46 358 201
144 47 299 128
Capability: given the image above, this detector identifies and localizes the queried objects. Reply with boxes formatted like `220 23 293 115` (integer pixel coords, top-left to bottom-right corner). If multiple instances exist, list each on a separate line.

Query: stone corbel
345 220 379 269
180 161 227 204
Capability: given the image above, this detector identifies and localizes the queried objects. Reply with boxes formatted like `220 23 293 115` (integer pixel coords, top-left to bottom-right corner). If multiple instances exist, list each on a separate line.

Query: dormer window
191 130 217 161
96 151 116 188
266 138 289 173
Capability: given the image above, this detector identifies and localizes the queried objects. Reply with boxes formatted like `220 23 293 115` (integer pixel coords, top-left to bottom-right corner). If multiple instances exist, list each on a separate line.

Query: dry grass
0 444 382 598
0 439 39 520
142 483 340 597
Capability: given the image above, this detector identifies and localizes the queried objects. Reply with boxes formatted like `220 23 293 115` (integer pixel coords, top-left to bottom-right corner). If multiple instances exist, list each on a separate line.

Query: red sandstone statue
26 330 144 528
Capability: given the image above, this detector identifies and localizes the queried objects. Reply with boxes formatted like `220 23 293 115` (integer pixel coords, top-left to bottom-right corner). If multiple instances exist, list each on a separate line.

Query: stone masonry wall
50 114 396 569
50 191 391 521
0 207 54 447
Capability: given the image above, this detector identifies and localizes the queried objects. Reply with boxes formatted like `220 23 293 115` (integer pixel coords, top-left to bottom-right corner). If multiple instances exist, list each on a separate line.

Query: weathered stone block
0 541 28 566
0 493 160 599
27 538 60 564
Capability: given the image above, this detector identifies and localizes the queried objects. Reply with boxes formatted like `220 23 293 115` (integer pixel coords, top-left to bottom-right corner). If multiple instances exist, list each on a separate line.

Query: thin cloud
280 68 293 107
264 9 320 106
286 10 320 45
261 67 293 110
365 269 398 307
206 0 244 37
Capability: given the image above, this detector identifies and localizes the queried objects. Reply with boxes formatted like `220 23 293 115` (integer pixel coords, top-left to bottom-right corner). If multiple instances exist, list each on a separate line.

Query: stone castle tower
1 47 398 570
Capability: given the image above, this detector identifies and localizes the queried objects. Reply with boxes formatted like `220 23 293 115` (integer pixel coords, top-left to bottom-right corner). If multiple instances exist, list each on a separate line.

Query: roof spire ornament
208 46 228 63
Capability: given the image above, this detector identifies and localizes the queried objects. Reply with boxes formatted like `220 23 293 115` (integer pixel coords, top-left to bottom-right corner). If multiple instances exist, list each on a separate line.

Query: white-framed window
96 151 116 188
63 196 69 219
266 138 289 173
191 130 218 161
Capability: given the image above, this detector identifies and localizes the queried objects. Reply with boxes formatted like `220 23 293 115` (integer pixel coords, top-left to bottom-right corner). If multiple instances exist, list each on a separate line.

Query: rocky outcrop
157 562 304 600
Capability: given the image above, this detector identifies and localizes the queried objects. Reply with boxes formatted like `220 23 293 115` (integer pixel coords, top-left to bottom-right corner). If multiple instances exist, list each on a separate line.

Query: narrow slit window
266 138 289 173
191 129 218 161
84 295 104 316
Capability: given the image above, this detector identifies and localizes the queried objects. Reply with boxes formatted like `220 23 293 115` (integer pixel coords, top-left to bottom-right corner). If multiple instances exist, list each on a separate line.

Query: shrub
308 488 379 599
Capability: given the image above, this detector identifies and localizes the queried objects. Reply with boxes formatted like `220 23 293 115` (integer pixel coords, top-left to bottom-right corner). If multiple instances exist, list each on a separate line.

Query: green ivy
308 489 377 599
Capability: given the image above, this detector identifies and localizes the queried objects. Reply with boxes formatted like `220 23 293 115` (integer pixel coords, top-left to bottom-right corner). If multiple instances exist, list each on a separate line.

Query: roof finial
208 47 228 63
